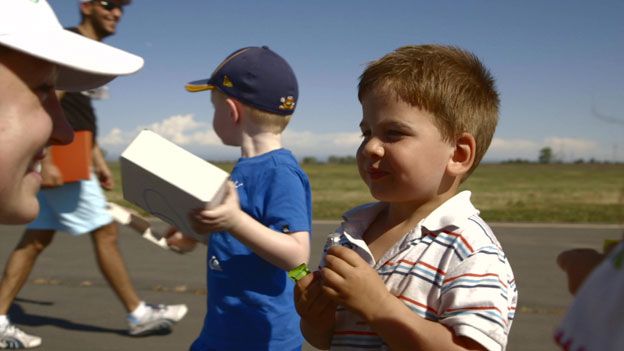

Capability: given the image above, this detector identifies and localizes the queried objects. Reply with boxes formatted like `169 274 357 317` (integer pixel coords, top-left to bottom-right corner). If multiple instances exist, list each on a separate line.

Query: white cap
0 0 143 91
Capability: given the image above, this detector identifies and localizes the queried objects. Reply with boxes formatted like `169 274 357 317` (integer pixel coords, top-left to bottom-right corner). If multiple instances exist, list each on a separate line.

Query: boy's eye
384 130 405 140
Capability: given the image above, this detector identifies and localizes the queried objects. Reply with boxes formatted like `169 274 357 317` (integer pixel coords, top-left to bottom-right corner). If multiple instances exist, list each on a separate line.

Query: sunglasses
93 0 124 12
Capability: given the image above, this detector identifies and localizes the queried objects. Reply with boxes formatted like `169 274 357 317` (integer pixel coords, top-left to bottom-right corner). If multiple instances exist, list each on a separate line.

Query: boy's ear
224 98 243 124
447 132 476 177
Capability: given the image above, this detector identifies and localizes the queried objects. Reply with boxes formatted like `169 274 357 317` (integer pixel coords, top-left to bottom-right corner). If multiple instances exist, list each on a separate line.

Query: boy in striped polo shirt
295 45 517 351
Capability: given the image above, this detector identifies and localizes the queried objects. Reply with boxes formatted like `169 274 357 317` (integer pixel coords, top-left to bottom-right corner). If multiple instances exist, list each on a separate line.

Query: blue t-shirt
191 149 312 351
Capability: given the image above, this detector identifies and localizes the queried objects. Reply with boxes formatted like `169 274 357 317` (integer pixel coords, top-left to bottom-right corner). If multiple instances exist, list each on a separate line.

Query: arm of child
294 271 337 349
163 226 199 253
557 237 624 296
191 181 310 270
557 248 605 295
321 246 486 351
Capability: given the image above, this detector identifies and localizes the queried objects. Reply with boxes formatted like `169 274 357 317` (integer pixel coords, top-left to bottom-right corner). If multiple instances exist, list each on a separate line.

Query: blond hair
243 104 292 133
358 44 499 178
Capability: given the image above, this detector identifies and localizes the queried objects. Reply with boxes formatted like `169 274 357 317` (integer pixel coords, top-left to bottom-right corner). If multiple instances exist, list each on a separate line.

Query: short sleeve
438 247 517 351
260 166 312 234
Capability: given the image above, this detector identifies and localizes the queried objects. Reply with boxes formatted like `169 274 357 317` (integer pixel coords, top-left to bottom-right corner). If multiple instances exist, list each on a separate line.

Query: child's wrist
227 209 249 233
362 291 395 323
288 263 311 282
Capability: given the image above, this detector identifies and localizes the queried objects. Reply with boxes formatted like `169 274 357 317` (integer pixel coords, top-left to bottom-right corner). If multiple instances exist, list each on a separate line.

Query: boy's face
0 50 73 224
357 91 455 205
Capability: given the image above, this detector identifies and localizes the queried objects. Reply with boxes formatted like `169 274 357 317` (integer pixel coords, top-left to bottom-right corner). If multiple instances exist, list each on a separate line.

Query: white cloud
544 137 601 162
144 114 219 146
99 128 125 145
544 137 598 153
489 138 539 152
100 114 219 147
99 115 361 160
283 130 360 157
486 136 604 161
99 114 619 162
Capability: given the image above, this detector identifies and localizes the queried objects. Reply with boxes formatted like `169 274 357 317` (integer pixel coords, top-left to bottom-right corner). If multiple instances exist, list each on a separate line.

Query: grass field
108 162 624 224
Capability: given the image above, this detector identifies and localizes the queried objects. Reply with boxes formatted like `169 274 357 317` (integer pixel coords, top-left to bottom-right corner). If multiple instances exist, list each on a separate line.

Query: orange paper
50 130 93 183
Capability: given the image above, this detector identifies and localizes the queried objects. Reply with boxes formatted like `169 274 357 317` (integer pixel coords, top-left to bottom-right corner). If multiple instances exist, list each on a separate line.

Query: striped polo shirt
322 191 517 351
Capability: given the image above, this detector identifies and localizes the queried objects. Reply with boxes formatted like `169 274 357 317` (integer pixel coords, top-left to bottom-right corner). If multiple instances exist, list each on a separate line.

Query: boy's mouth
367 167 388 180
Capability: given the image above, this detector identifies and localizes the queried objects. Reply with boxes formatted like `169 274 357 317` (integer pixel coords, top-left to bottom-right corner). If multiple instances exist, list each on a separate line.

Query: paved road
0 221 621 350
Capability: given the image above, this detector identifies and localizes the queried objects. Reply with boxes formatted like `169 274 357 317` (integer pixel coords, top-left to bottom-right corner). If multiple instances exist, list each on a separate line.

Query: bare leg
90 222 140 312
0 230 55 315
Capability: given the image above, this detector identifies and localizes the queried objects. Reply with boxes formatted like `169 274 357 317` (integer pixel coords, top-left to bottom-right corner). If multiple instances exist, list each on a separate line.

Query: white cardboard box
120 130 230 242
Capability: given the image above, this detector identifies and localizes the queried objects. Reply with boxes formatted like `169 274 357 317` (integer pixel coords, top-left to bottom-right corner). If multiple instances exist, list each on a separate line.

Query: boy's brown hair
358 44 499 178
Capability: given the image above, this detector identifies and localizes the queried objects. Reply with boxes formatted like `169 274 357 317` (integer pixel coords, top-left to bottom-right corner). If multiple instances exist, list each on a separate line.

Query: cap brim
185 79 215 93
0 29 143 91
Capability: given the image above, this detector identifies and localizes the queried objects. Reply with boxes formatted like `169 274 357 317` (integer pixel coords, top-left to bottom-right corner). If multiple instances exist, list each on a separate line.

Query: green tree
538 147 553 164
302 156 319 165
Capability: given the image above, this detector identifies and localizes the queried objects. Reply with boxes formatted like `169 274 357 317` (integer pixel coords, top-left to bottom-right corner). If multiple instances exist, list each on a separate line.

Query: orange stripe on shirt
445 305 503 314
398 295 438 314
442 230 474 253
443 272 507 288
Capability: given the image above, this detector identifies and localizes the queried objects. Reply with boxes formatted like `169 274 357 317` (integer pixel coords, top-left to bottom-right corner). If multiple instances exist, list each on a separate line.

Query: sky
49 0 624 162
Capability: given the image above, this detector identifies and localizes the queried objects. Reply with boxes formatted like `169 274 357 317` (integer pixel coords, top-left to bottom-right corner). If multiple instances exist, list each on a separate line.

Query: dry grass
108 162 624 223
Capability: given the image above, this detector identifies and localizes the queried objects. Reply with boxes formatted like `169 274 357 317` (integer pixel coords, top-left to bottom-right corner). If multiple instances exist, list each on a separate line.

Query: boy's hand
295 271 337 348
321 246 392 322
557 248 605 295
294 271 337 326
164 226 198 253
191 181 243 234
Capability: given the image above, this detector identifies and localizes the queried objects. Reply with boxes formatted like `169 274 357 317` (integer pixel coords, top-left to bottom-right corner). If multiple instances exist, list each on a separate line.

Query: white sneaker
128 304 188 336
0 322 41 349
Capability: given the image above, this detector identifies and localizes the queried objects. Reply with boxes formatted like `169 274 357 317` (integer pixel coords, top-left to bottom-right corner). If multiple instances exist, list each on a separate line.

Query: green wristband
288 263 311 282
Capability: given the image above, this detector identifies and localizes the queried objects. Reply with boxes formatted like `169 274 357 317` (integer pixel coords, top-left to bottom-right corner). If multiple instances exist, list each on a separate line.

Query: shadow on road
9 303 129 336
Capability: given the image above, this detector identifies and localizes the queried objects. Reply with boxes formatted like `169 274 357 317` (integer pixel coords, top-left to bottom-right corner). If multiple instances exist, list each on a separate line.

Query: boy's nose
361 137 384 158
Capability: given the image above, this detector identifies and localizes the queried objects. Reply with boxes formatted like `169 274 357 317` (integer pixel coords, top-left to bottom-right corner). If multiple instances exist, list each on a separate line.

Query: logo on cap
279 96 296 111
222 75 233 88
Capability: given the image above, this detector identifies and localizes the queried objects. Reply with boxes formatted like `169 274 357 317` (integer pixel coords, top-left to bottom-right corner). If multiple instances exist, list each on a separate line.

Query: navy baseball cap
185 46 298 116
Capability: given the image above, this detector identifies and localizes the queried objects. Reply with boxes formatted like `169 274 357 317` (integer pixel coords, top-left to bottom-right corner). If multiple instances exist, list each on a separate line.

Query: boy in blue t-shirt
167 46 312 351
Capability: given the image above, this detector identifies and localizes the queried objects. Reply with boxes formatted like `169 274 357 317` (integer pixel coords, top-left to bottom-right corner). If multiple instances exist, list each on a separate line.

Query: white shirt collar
341 191 478 238
420 191 479 232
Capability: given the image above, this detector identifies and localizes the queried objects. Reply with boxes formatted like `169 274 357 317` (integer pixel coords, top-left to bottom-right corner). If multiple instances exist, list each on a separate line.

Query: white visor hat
0 0 143 91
